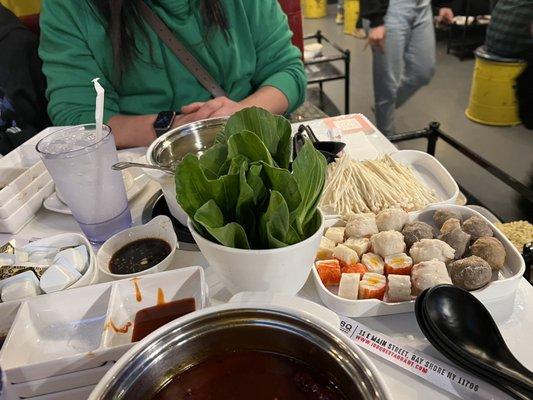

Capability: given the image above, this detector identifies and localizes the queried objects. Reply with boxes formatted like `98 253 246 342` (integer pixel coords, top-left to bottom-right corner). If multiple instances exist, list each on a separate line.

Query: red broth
131 298 196 342
152 350 347 400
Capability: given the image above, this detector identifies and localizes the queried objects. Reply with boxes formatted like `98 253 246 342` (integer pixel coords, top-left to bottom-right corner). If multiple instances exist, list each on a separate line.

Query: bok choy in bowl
175 107 327 294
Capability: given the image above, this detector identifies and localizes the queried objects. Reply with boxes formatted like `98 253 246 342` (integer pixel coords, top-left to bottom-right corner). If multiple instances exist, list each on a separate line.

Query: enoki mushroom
320 154 437 216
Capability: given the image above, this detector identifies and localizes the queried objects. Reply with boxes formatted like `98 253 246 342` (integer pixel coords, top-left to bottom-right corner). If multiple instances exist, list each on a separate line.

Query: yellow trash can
304 0 327 19
465 46 527 126
343 0 360 35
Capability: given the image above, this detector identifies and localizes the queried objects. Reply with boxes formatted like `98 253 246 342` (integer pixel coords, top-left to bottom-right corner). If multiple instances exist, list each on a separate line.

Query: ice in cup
36 124 132 243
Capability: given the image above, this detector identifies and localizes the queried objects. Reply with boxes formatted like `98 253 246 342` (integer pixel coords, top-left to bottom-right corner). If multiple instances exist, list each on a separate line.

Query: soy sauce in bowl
109 238 171 275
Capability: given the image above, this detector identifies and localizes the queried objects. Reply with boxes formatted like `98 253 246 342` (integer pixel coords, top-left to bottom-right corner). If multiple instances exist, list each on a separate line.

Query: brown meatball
401 221 434 249
448 256 492 291
440 218 461 235
470 237 506 270
462 216 493 242
439 228 471 259
433 209 462 229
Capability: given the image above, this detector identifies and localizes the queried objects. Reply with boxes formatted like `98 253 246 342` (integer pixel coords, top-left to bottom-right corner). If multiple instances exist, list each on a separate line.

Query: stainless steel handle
112 161 174 175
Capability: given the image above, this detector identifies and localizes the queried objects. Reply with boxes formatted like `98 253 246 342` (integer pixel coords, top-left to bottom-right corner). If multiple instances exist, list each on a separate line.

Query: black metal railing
391 122 533 281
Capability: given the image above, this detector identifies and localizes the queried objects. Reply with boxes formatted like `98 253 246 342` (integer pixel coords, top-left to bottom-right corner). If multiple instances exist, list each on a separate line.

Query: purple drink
36 124 132 243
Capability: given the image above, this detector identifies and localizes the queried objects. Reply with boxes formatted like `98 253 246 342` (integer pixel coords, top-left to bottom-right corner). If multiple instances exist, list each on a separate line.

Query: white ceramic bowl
97 216 178 280
22 232 98 289
188 212 324 295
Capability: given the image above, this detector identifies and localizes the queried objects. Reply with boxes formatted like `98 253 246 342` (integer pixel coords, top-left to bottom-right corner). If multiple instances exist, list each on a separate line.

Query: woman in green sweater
39 0 306 148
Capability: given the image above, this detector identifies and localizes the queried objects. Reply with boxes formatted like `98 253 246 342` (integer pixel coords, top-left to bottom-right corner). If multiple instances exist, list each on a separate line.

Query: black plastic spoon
415 288 530 399
423 285 533 394
298 125 346 157
292 129 339 164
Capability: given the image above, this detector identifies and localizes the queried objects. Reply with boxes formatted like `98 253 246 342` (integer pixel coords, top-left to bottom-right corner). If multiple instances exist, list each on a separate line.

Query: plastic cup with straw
35 78 131 243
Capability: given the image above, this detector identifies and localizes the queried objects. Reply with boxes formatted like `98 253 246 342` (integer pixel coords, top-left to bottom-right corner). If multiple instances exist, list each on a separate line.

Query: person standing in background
361 0 453 136
336 0 344 24
484 0 533 128
485 0 533 59
338 0 366 38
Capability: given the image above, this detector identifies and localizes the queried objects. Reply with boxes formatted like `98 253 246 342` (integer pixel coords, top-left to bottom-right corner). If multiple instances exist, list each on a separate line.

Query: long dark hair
93 0 228 80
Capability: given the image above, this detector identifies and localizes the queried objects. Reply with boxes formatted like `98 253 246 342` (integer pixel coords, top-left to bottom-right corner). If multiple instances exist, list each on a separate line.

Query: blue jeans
372 0 436 136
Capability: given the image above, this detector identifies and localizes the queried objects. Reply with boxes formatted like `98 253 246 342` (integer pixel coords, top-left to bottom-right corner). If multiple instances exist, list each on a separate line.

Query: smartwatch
154 111 176 137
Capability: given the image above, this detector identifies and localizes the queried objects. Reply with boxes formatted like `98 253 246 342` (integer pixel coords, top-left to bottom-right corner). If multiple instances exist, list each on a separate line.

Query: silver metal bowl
89 304 391 400
147 117 228 169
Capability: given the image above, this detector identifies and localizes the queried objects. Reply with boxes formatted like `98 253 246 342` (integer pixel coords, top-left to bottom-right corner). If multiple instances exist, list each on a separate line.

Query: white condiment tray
9 362 115 399
0 267 207 399
0 162 46 206
0 162 54 234
312 205 525 317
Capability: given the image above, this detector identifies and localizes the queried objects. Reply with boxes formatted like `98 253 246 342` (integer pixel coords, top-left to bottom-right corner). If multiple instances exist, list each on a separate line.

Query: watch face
154 111 175 130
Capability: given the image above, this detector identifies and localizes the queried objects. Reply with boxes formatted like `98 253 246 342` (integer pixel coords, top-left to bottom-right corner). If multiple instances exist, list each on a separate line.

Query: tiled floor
303 9 532 222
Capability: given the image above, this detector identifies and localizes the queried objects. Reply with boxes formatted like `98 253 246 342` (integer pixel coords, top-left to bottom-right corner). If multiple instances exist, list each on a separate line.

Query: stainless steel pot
89 303 391 400
148 117 228 169
144 117 227 225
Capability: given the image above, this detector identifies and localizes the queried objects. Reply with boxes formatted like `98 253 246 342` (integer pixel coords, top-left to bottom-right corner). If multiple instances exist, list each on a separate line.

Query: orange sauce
132 278 142 302
106 320 132 334
157 288 166 305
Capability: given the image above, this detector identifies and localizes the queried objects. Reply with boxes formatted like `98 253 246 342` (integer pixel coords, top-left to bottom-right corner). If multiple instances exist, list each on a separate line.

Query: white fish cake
317 236 336 260
325 227 345 244
345 213 378 238
409 239 455 264
386 274 412 302
361 252 385 274
332 244 359 266
411 259 452 295
338 273 361 300
343 237 370 257
376 208 409 232
371 230 406 258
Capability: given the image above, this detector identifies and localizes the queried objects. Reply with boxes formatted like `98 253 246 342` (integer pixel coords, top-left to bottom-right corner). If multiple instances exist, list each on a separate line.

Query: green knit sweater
39 0 306 125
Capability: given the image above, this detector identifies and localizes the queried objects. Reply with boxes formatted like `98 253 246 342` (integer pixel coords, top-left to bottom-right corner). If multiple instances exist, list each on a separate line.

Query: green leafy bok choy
175 107 326 249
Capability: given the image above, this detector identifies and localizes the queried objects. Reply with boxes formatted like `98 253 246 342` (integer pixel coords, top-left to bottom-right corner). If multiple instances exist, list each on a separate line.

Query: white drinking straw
92 78 105 141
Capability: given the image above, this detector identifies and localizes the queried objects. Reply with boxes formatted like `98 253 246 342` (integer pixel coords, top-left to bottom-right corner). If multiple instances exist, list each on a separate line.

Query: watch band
154 111 176 137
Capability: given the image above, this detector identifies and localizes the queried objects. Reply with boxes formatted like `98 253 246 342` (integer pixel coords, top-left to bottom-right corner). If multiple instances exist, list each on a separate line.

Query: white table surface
1 122 532 400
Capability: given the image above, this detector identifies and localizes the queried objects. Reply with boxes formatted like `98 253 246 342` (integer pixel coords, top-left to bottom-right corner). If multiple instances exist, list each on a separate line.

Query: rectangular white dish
390 150 459 208
321 150 459 219
10 362 114 398
21 383 96 400
0 180 54 234
0 162 46 205
312 205 525 317
0 171 52 219
0 266 207 387
0 166 26 196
